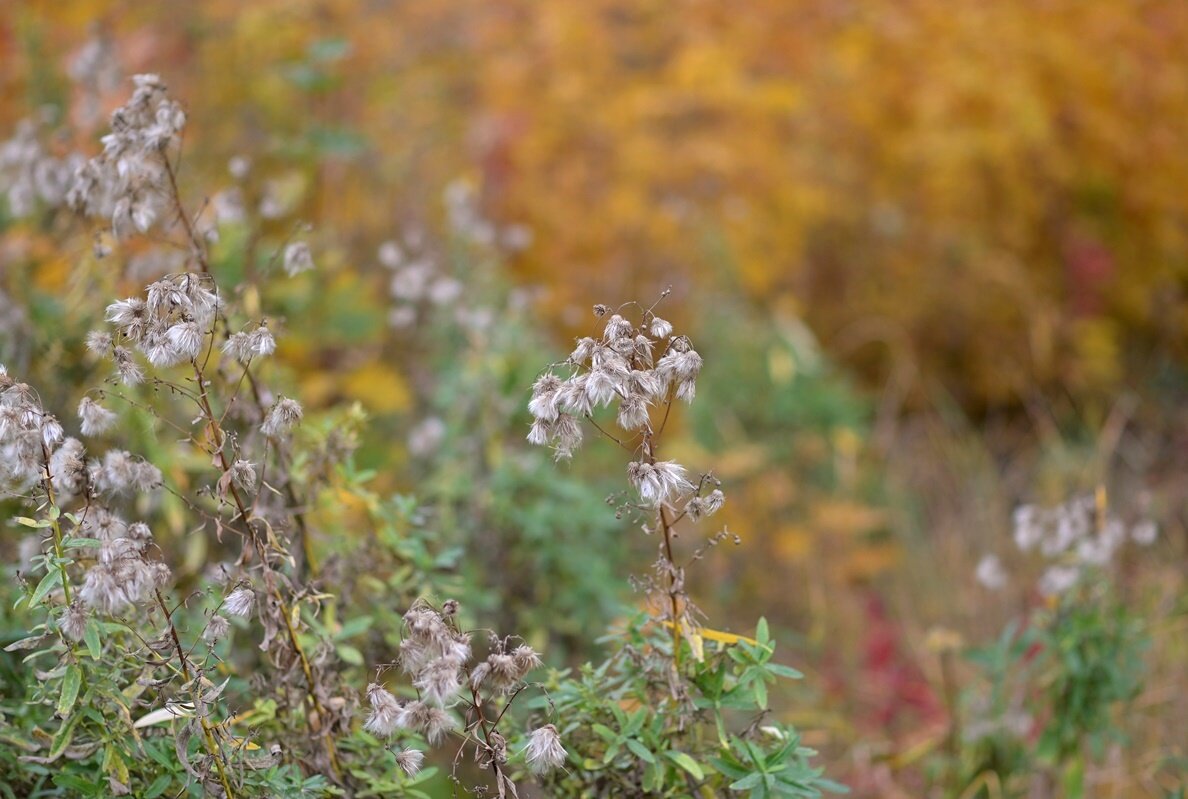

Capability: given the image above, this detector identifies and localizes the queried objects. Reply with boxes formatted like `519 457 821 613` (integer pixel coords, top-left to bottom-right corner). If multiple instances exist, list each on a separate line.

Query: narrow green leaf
664 750 705 781
767 663 803 680
143 773 173 799
335 644 364 665
57 665 82 718
591 723 618 743
730 772 765 790
83 619 102 660
753 678 768 710
48 714 81 760
625 738 656 764
30 569 63 607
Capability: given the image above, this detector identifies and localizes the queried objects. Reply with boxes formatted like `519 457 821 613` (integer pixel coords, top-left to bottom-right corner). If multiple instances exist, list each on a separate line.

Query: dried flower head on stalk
526 294 725 670
978 490 1159 598
364 599 557 792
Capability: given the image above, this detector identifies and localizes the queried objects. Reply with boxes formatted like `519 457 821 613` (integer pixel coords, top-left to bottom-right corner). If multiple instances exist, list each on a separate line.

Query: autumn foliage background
2 1 1187 796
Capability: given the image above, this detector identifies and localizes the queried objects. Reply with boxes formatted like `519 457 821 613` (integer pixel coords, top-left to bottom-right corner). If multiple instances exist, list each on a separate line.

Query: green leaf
62 537 103 549
591 723 618 743
48 714 81 760
335 615 373 640
625 738 656 764
57 664 82 718
30 569 63 607
83 619 102 660
144 773 173 799
336 644 364 665
730 772 765 791
664 750 705 781
15 516 49 528
753 678 768 710
756 617 770 647
767 663 803 680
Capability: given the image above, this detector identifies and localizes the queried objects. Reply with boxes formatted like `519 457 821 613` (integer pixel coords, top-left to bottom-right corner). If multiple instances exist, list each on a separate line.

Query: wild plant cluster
947 489 1155 796
3 45 1167 799
0 66 838 799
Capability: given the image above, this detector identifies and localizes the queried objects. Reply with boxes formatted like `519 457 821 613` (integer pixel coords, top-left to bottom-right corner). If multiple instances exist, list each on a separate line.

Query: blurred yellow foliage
6 0 1187 409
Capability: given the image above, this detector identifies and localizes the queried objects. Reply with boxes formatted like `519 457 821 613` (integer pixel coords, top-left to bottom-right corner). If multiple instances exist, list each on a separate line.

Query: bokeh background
2 1 1187 795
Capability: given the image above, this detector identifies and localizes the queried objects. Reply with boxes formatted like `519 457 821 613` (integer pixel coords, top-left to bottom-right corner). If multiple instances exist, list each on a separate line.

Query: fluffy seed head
524 724 566 774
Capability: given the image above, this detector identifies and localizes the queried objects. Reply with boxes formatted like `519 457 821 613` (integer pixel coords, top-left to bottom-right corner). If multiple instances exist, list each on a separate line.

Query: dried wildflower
261 397 303 439
395 748 425 777
550 414 583 461
204 614 230 642
484 652 522 694
657 347 703 403
378 240 404 269
528 374 563 423
627 460 693 506
229 459 257 491
1038 565 1080 597
78 397 117 436
648 317 673 339
603 314 633 341
511 644 542 675
388 306 417 329
526 419 551 446
524 724 566 774
616 393 650 430
283 241 315 276
48 438 88 499
413 657 463 707
685 488 726 521
420 706 455 745
1132 520 1157 545
66 75 186 238
593 304 609 317
82 508 127 542
223 587 255 618
428 277 463 306
223 324 274 362
60 601 88 642
569 336 597 365
112 346 145 386
79 558 155 613
91 449 161 494
228 155 251 179
365 683 404 737
85 330 113 356
165 319 204 362
407 417 446 457
585 366 623 408
975 554 1008 590
39 414 64 449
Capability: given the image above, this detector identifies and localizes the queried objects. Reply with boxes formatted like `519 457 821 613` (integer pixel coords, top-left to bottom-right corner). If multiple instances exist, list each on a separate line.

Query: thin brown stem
657 504 683 670
153 590 235 799
160 151 209 273
188 359 340 776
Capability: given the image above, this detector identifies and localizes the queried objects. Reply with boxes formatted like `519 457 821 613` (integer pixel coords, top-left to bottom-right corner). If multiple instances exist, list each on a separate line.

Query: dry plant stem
160 151 209 273
240 366 318 576
466 686 513 794
189 361 341 775
657 504 683 671
644 398 683 671
153 589 236 799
